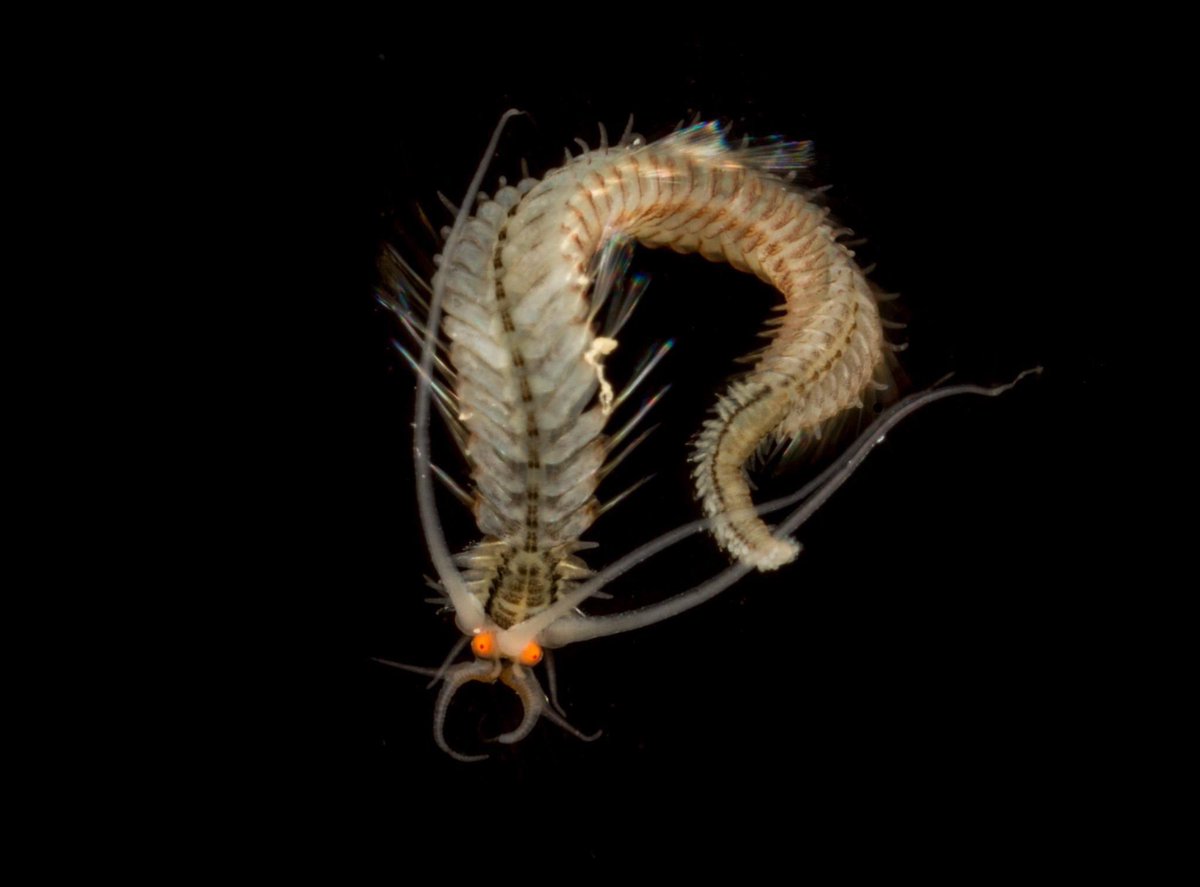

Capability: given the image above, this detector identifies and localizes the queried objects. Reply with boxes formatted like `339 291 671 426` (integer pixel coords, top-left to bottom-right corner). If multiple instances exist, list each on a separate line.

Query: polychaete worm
376 109 1040 761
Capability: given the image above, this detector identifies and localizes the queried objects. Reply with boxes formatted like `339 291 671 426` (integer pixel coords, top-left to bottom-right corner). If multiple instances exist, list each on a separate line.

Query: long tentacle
495 665 600 745
433 659 502 762
426 635 470 689
543 649 566 716
531 368 1042 648
540 707 603 743
495 665 544 745
370 638 471 690
414 109 524 634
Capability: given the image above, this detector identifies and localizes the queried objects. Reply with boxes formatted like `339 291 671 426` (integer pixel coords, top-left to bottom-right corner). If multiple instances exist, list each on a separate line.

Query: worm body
379 115 1032 759
442 122 887 594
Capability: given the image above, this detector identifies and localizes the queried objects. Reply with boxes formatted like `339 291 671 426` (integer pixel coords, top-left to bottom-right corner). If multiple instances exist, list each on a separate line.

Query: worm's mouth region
432 656 601 762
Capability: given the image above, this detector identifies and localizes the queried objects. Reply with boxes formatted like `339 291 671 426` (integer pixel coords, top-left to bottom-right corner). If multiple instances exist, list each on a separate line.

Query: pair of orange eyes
471 632 542 666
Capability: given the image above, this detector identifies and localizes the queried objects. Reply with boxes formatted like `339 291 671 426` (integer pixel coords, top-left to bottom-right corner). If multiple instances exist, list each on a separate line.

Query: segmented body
379 115 1040 760
437 122 888 632
434 174 600 629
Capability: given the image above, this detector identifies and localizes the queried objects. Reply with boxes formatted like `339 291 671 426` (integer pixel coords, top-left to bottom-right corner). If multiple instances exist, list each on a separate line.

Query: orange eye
471 632 496 658
518 642 543 666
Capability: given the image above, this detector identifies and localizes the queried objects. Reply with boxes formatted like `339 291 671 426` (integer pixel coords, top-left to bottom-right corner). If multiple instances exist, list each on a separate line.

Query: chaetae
377 109 1041 760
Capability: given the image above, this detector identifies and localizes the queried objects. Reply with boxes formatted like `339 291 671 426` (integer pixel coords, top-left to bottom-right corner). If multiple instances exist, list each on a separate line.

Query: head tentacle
495 664 544 746
432 659 502 762
495 664 600 745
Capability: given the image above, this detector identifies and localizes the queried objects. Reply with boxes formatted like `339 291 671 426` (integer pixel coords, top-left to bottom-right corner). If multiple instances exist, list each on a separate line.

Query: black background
279 31 1121 866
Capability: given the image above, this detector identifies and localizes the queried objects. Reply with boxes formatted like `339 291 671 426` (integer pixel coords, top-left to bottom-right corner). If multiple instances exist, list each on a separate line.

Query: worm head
430 630 599 762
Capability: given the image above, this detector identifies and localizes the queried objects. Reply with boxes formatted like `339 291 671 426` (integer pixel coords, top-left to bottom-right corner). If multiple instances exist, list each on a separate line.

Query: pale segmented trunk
438 124 887 628
434 179 602 629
